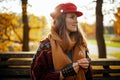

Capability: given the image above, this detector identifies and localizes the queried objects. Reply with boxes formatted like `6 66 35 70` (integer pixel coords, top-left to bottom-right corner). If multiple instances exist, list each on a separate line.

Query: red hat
50 2 83 19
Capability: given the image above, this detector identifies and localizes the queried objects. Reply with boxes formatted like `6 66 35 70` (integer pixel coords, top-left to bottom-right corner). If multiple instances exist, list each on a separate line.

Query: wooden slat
91 59 120 65
0 78 31 80
0 60 31 66
93 69 120 74
0 68 30 76
0 53 34 58
93 76 120 80
0 52 35 54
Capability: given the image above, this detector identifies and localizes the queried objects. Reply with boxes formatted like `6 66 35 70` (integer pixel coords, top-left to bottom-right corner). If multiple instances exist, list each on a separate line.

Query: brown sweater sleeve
31 45 60 80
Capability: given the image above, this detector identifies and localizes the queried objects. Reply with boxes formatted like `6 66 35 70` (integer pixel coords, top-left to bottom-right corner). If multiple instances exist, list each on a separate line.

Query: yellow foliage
29 14 49 41
0 13 22 52
0 13 49 52
80 22 95 38
114 7 120 35
29 15 47 28
29 28 41 40
114 21 120 35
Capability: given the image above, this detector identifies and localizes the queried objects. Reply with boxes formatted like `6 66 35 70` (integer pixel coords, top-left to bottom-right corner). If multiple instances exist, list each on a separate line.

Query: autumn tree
21 0 29 51
0 13 22 51
114 7 120 35
0 13 48 52
29 15 48 41
96 0 106 58
80 22 96 39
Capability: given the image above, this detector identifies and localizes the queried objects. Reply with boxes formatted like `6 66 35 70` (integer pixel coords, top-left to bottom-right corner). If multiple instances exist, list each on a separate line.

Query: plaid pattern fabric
31 38 60 80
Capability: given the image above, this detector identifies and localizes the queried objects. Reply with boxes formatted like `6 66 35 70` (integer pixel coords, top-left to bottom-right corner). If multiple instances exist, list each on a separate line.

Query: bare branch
11 24 23 42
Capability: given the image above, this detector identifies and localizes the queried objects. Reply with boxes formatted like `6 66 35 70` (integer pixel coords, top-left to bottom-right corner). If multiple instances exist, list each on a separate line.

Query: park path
87 43 120 55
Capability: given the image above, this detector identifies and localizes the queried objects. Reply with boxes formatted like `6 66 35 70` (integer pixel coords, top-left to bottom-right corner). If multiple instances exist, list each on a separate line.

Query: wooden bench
0 52 33 80
91 59 120 80
0 52 120 80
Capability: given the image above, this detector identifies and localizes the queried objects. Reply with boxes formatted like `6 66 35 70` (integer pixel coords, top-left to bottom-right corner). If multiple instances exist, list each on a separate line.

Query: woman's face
65 13 78 33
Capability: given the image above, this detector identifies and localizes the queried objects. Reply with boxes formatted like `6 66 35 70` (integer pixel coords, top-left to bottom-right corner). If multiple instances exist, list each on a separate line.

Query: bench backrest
0 52 34 80
0 52 120 80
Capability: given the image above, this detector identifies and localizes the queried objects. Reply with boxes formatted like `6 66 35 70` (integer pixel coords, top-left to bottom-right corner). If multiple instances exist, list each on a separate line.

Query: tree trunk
96 0 106 58
21 0 29 51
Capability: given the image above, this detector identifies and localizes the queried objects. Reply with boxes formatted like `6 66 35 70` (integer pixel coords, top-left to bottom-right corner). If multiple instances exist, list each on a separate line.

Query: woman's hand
73 62 79 74
77 58 90 69
60 58 89 80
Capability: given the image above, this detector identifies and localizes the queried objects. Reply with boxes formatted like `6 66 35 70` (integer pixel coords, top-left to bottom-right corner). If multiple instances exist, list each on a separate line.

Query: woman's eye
70 16 74 19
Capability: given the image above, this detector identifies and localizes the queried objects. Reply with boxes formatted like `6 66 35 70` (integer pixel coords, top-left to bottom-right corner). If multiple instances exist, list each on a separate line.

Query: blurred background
0 0 120 59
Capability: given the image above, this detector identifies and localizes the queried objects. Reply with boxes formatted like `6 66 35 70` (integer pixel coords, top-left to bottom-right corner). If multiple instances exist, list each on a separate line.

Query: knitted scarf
48 30 87 80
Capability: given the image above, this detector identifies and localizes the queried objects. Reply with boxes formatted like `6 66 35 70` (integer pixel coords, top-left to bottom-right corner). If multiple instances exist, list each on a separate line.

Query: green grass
105 41 120 47
108 53 120 59
89 53 120 59
87 39 97 44
87 39 120 59
88 39 120 47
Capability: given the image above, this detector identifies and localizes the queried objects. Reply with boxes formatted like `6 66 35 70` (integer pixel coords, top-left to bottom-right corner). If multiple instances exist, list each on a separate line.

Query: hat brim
65 10 83 17
76 11 83 17
50 11 83 19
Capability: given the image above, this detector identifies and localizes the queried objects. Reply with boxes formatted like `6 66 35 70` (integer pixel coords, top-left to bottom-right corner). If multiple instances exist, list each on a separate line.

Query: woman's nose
74 19 78 23
74 17 78 23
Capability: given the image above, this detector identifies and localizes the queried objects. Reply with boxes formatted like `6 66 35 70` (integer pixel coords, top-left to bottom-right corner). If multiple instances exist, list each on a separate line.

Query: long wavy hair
51 13 87 52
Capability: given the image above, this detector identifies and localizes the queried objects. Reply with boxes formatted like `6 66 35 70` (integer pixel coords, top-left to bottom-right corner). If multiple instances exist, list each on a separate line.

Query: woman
31 2 93 80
